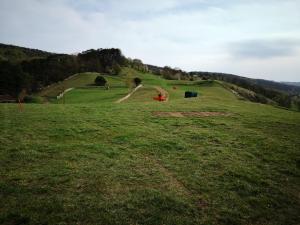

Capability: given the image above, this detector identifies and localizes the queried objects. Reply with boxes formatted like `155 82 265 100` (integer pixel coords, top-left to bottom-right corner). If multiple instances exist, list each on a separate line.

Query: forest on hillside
0 46 126 97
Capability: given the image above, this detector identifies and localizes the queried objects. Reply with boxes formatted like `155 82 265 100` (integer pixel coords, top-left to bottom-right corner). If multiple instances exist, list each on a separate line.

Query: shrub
95 76 107 86
23 95 43 103
133 77 142 87
112 63 121 75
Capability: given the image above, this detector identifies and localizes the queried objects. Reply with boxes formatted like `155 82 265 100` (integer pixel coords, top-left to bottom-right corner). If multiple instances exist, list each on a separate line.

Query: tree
95 76 107 86
133 77 142 87
125 70 133 89
295 99 300 111
112 63 121 75
0 61 31 97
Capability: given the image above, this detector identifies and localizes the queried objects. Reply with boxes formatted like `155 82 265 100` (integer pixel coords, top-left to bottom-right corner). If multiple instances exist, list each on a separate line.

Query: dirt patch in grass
152 111 231 117
154 86 169 102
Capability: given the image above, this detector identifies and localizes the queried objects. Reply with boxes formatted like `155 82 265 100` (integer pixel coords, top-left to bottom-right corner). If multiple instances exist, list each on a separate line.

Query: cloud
0 0 300 81
229 39 300 59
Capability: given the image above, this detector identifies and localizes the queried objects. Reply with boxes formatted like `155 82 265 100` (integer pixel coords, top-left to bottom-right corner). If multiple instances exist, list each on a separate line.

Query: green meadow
1 69 300 225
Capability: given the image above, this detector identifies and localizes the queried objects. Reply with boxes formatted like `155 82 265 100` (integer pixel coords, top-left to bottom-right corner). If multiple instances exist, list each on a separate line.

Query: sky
0 0 300 81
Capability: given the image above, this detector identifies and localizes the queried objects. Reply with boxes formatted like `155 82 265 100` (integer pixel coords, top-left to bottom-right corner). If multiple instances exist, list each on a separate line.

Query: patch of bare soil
154 86 169 102
152 111 231 117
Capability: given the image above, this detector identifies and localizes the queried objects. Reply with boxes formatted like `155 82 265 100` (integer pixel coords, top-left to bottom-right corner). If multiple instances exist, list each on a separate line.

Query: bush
95 76 107 86
112 63 121 75
23 95 43 103
296 100 300 111
133 77 142 87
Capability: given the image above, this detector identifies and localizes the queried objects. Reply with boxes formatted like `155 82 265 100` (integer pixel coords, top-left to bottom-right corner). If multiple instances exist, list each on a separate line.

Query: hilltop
283 81 300 87
0 43 53 62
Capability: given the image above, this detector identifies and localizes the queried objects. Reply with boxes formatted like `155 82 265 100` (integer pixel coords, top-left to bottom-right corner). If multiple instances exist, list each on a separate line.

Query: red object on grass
153 93 166 101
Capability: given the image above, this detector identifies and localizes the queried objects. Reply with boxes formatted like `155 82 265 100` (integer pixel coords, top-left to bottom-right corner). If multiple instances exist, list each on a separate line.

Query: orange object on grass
153 93 166 101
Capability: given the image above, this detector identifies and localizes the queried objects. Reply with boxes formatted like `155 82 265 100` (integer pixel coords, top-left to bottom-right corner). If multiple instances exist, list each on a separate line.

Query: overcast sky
1 0 300 81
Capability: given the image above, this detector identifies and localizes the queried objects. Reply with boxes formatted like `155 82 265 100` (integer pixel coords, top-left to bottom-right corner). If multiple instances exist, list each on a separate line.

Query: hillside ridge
0 43 54 62
0 43 300 110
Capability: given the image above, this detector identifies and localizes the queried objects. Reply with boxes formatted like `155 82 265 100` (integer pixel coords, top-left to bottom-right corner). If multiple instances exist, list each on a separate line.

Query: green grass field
1 69 300 225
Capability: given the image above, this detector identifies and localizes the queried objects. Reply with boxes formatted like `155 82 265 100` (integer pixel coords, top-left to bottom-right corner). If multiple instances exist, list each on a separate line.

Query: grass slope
41 67 169 104
39 72 129 103
1 68 300 225
39 72 101 99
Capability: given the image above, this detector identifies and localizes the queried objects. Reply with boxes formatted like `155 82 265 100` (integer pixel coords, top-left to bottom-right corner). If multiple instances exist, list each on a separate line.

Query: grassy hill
0 42 298 111
39 67 169 103
38 72 110 99
1 68 300 225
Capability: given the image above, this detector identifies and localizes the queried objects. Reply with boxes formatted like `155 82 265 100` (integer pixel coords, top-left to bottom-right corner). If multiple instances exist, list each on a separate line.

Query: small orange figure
153 93 166 101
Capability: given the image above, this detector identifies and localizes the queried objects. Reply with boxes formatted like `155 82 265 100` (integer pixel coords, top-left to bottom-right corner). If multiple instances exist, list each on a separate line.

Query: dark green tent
185 91 198 98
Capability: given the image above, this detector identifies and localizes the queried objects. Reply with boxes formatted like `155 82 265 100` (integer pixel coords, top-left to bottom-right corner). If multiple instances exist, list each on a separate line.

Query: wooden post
18 89 27 112
18 98 23 111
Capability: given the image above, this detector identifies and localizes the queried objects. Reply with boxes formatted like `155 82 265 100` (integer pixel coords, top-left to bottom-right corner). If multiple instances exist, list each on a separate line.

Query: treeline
220 82 275 105
147 64 191 80
253 79 300 94
190 71 300 110
0 48 126 97
283 82 300 87
127 58 149 72
0 43 53 62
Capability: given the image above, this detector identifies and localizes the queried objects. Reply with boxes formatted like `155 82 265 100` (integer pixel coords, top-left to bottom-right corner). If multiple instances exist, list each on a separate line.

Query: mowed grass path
1 69 300 225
